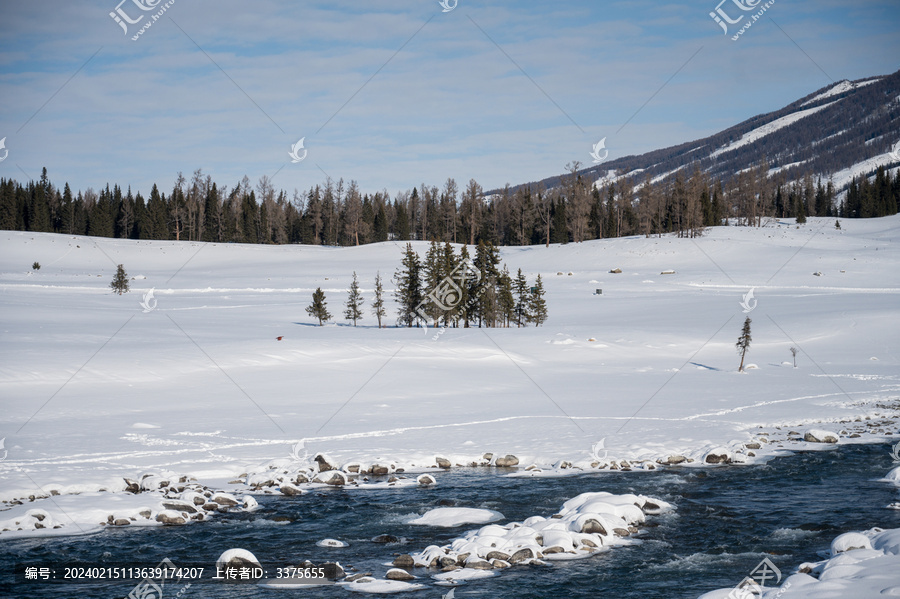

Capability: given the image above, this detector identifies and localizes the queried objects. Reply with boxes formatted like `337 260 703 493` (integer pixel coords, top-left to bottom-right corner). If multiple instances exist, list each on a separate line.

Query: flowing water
3 443 899 598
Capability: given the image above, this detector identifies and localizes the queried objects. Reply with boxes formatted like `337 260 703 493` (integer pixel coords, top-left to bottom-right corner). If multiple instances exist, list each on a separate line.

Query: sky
0 0 898 200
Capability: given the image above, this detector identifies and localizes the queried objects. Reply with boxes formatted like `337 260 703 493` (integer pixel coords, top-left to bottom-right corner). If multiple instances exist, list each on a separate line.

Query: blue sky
0 0 898 198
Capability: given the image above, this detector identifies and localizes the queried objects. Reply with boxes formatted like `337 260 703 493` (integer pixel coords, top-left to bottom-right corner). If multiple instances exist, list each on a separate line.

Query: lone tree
344 272 364 326
306 287 331 326
790 346 799 368
372 271 386 328
110 264 129 295
736 316 752 371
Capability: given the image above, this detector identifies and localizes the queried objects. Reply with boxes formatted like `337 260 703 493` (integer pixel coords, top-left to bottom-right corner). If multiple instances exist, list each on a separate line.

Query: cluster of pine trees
2 163 897 249
306 242 548 328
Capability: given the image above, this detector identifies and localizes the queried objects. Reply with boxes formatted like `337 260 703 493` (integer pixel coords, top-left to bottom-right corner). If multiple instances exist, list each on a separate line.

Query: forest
1 162 898 247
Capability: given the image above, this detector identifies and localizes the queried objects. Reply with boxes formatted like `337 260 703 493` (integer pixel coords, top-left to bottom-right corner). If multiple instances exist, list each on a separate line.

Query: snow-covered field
1 216 899 544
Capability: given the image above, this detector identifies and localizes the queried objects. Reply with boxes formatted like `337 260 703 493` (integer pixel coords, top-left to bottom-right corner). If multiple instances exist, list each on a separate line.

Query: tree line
2 162 897 249
305 241 548 328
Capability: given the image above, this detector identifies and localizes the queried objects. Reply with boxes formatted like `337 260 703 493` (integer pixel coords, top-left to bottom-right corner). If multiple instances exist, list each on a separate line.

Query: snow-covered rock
408 507 504 527
804 429 839 443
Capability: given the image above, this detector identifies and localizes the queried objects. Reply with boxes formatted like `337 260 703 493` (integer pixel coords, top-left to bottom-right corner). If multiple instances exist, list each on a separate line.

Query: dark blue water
3 443 899 598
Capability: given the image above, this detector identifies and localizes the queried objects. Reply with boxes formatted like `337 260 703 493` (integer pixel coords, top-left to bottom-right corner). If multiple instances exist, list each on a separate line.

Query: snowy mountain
511 69 900 193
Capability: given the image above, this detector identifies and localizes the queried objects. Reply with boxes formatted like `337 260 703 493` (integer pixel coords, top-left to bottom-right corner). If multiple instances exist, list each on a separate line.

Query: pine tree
513 268 530 327
736 316 752 372
440 242 459 327
529 274 548 326
458 245 472 327
306 287 331 326
110 264 129 295
344 272 364 326
393 243 423 327
497 265 515 327
372 271 386 328
422 240 445 327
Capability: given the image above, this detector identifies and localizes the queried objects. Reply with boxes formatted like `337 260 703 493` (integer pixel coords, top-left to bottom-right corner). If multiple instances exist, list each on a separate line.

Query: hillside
506 69 900 194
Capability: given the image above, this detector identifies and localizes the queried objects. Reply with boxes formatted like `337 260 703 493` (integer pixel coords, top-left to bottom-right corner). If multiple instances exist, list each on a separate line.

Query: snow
710 101 837 158
826 151 900 190
408 507 504 527
800 78 881 107
0 217 899 544
316 538 349 548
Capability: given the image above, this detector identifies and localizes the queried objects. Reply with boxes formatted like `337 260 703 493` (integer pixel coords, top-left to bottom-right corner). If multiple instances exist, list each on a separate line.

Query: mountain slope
508 69 900 193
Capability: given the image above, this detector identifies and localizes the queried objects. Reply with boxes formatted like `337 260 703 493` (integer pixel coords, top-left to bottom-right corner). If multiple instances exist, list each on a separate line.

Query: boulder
508 548 536 564
372 534 400 544
417 474 436 486
804 429 839 443
704 448 731 464
316 470 348 486
580 519 607 535
280 483 304 496
435 457 451 469
314 453 337 472
211 493 239 507
123 478 141 494
155 510 186 525
385 568 416 581
216 549 263 581
162 500 197 514
466 558 493 570
393 554 415 568
495 455 519 467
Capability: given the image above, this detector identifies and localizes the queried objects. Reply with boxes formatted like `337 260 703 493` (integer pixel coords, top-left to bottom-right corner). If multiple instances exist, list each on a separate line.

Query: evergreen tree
393 243 423 327
110 264 129 295
736 316 752 372
458 245 472 327
497 265 515 327
372 271 386 328
344 272 364 326
306 287 331 325
513 268 530 327
422 240 445 327
528 274 548 326
440 242 459 327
